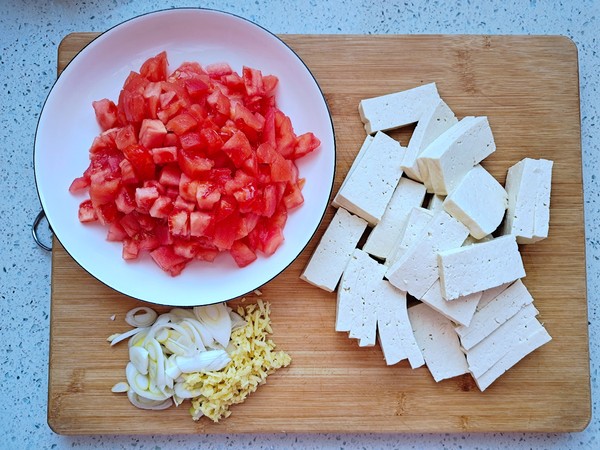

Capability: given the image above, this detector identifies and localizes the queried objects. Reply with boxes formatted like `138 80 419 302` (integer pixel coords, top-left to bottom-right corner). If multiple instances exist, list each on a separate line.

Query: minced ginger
184 300 291 422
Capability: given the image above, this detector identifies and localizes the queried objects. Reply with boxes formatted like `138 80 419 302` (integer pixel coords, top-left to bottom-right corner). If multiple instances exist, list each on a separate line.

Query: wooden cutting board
48 33 590 434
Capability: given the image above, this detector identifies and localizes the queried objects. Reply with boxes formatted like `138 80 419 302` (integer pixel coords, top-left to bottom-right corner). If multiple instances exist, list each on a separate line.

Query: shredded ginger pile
185 300 291 421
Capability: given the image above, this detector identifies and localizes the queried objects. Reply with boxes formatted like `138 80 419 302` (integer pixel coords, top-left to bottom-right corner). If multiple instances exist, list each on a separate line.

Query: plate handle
32 210 52 251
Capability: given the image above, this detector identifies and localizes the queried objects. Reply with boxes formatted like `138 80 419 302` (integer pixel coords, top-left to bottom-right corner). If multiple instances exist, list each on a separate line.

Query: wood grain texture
48 33 590 434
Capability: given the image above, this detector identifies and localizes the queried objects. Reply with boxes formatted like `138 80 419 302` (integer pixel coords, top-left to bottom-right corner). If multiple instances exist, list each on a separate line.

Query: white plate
34 9 335 306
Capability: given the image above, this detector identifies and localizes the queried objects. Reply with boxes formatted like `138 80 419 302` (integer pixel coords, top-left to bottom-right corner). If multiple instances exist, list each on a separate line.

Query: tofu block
474 326 552 391
386 210 469 299
331 136 373 208
438 235 525 300
408 303 469 382
421 280 482 327
466 304 540 377
417 116 496 195
333 131 406 225
502 158 554 244
475 282 512 309
359 83 440 134
301 208 368 292
427 194 446 212
443 165 508 239
455 280 533 350
336 249 385 347
385 207 434 267
401 99 458 181
363 178 426 259
376 280 424 367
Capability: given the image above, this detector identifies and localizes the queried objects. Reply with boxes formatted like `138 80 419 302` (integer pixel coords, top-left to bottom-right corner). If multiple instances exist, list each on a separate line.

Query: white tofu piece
363 178 426 259
502 158 554 244
443 165 508 239
376 280 424 367
386 211 469 299
426 194 446 212
417 116 496 195
402 99 458 181
385 207 434 267
408 303 469 382
301 208 368 292
334 132 406 225
455 280 533 350
474 326 552 391
331 136 373 208
359 83 440 134
421 280 482 327
336 249 385 347
466 304 540 377
475 282 512 310
438 235 526 300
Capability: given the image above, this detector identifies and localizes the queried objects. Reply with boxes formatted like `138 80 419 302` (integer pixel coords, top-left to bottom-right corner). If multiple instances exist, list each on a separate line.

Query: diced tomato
230 239 257 267
190 211 213 237
168 210 189 237
139 119 167 149
78 199 97 223
115 124 138 151
92 99 119 131
122 238 140 260
166 113 198 135
135 186 160 212
107 221 128 241
206 62 233 78
294 132 321 159
158 164 182 187
221 130 253 167
151 146 178 164
150 246 190 276
196 181 221 210
243 66 265 97
140 51 168 82
123 144 155 180
69 176 89 193
178 148 214 178
71 52 319 275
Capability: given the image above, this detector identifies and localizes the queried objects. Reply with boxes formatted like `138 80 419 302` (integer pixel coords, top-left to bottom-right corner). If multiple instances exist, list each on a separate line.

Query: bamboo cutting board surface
48 33 590 434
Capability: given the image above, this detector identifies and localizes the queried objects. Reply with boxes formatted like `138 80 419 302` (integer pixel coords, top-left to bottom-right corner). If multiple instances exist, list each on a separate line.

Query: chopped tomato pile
70 52 320 275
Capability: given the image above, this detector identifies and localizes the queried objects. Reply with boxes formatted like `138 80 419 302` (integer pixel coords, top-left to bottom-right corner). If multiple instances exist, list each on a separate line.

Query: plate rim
33 7 336 307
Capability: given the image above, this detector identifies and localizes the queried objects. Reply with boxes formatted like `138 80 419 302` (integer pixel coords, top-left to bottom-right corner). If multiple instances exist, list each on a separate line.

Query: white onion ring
125 307 158 328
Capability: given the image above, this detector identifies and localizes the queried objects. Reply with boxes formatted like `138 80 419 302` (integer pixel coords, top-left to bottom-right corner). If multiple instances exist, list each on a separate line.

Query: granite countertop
1 0 598 448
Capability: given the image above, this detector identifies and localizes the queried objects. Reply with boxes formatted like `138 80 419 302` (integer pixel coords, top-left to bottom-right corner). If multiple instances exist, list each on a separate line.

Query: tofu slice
363 178 426 259
426 194 446 212
474 326 552 391
475 282 512 309
359 83 440 134
386 210 469 299
331 136 374 208
336 249 385 347
333 131 406 225
502 158 554 244
376 280 424 368
443 165 508 239
385 207 434 267
301 208 368 292
438 235 525 300
401 99 458 181
408 303 469 382
420 280 482 327
466 304 540 377
455 279 533 350
417 116 496 195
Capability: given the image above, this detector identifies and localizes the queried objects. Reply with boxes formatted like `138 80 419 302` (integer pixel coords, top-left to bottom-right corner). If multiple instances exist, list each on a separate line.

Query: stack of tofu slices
301 83 554 391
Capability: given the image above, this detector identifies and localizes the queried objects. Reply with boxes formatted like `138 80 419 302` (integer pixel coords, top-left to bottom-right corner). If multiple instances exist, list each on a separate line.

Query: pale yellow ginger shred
184 300 291 422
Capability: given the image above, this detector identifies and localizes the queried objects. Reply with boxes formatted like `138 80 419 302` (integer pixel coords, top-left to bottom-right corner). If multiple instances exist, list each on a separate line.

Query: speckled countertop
1 0 598 448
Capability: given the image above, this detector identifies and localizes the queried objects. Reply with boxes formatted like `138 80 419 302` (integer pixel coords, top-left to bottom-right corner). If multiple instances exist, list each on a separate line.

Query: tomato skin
74 52 319 275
